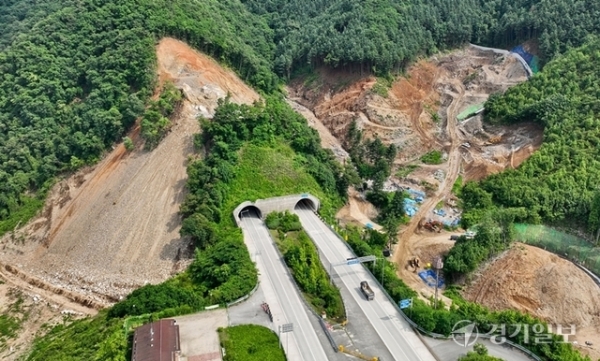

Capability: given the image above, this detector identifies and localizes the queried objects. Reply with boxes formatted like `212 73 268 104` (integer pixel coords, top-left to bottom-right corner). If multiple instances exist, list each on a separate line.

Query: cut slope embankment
0 38 259 304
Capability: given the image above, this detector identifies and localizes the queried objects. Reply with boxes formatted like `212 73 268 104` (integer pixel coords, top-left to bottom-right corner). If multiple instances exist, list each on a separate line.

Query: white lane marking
294 207 429 361
244 216 327 361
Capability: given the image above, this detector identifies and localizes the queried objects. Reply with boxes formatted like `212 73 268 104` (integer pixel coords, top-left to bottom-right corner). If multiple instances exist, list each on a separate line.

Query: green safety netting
514 223 600 275
457 103 485 121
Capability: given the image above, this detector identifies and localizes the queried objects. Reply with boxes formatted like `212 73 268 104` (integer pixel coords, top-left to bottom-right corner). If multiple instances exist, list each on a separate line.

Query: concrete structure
233 194 540 361
233 193 319 226
238 209 329 361
132 319 180 361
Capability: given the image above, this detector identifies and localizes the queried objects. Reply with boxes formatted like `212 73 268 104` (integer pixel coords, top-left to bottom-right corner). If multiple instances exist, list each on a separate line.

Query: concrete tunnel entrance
295 198 317 211
239 205 262 219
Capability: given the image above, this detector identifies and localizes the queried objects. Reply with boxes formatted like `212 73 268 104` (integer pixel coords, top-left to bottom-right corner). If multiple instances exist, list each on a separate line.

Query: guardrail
227 280 260 308
317 212 543 361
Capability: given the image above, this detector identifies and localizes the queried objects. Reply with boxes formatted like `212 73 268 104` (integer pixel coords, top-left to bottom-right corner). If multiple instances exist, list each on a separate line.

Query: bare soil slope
290 46 542 235
0 276 89 360
335 188 381 230
464 244 600 359
0 38 259 306
290 46 599 359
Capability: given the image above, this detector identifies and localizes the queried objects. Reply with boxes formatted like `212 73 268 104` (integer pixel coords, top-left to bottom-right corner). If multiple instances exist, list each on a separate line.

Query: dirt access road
289 45 537 297
392 78 465 301
0 38 259 307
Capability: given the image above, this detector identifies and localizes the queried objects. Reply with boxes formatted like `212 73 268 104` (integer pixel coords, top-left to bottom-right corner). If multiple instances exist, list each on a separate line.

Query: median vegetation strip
218 325 286 361
268 211 346 322
25 93 348 357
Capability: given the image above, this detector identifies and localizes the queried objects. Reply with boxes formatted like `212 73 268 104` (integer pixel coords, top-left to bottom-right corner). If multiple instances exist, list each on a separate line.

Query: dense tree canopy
242 0 600 76
0 0 275 228
3 0 600 230
462 38 600 234
0 0 71 50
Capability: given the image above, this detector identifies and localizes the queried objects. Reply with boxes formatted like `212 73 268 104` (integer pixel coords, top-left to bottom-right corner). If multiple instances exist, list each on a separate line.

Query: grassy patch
0 315 20 343
420 150 443 165
0 288 31 349
225 143 339 223
0 195 45 238
462 71 479 85
424 104 440 123
420 180 437 195
26 311 129 361
371 77 393 98
219 325 286 361
395 164 418 178
452 175 463 197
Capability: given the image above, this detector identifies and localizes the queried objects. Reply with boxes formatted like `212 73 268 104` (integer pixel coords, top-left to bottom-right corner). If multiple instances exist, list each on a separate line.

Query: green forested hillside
462 38 600 235
2 1 600 359
0 0 72 50
3 0 600 233
0 0 275 232
242 0 600 76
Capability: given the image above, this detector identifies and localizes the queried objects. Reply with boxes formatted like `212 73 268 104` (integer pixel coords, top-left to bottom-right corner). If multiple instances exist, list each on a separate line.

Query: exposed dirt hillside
288 46 542 182
0 38 259 309
0 275 90 360
290 47 542 292
291 45 599 359
464 244 600 359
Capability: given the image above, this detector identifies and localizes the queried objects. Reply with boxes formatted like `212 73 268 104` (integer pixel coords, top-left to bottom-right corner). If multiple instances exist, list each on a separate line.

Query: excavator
423 220 443 233
407 256 421 273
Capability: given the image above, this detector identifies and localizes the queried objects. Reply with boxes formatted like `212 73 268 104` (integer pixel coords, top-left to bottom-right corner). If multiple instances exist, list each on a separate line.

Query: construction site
289 44 599 359
0 40 599 360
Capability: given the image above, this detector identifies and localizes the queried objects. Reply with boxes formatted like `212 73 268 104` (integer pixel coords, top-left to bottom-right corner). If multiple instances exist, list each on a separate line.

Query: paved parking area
174 309 228 361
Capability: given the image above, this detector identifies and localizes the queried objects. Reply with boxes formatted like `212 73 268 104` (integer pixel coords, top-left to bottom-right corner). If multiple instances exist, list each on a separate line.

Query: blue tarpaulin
403 198 419 217
433 209 446 217
511 45 534 64
408 189 426 199
418 269 444 288
443 218 461 227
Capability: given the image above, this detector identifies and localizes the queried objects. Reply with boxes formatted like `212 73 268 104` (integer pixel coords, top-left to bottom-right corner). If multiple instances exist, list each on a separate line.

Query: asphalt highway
295 204 437 361
239 210 329 361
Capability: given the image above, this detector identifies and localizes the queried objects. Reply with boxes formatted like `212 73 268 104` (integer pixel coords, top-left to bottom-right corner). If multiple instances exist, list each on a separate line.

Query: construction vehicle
408 256 421 273
488 135 501 144
423 220 443 233
360 281 374 300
